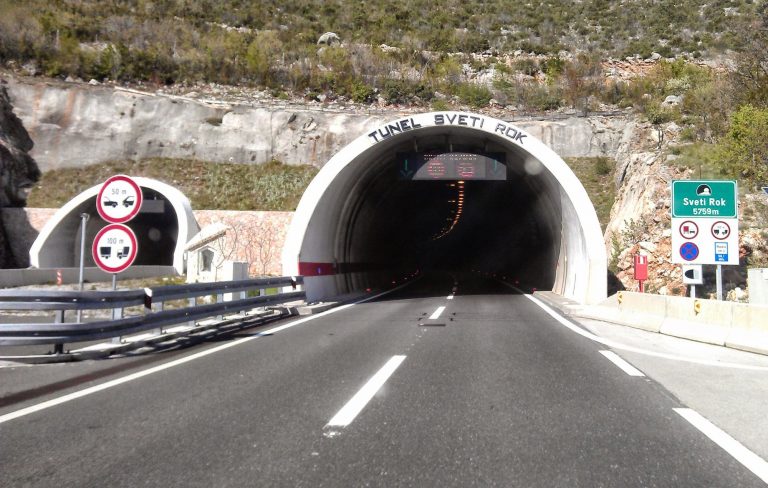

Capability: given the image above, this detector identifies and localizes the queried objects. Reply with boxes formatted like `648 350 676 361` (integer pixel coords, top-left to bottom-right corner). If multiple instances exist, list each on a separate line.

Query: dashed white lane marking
447 294 454 300
326 355 407 428
516 290 768 371
429 306 446 320
674 408 768 483
0 285 410 425
599 350 645 377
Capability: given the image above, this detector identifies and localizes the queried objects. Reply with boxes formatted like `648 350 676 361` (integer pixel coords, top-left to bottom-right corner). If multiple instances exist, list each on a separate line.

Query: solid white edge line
508 285 768 372
429 306 446 320
326 355 406 428
599 350 645 377
674 408 768 484
0 283 413 425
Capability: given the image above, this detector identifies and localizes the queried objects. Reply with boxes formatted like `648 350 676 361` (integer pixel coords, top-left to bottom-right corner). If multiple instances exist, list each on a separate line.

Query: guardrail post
54 309 65 354
216 292 224 321
111 305 123 343
144 287 164 336
153 301 164 335
188 297 195 327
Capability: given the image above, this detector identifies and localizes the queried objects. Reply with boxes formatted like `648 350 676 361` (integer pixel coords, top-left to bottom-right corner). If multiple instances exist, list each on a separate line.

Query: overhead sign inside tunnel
398 152 507 180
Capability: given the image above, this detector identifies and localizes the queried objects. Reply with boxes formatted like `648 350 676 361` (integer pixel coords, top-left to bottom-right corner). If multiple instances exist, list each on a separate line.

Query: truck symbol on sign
117 246 130 259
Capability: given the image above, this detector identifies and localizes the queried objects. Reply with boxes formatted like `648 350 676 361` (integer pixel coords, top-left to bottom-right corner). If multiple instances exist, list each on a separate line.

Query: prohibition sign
92 224 138 273
679 220 699 240
711 221 731 240
679 242 699 262
97 175 143 223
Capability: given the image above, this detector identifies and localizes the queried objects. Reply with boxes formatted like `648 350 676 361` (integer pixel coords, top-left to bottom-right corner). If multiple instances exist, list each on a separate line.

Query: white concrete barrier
726 303 768 355
0 266 178 288
615 291 666 333
577 291 768 356
660 296 734 346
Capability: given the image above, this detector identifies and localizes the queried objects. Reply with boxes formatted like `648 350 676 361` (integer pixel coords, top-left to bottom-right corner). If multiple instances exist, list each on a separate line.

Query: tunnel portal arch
283 112 607 304
30 177 198 274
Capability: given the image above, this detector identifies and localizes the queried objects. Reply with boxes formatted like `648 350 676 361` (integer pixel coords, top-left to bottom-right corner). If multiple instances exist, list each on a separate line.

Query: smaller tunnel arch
30 177 199 274
283 112 607 304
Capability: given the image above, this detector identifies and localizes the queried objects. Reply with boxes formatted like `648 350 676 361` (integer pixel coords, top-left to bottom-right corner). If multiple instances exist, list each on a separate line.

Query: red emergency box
634 254 648 281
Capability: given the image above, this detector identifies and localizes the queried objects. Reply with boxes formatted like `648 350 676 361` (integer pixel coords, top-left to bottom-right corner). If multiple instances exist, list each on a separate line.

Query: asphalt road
0 273 765 487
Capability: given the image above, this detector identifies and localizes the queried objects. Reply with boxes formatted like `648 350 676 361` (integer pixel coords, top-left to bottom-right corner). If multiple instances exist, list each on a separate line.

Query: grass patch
27 158 319 211
564 157 617 231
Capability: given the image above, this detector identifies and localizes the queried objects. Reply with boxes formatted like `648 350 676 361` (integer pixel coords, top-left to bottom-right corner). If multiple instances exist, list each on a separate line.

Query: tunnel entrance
283 112 606 304
30 177 198 275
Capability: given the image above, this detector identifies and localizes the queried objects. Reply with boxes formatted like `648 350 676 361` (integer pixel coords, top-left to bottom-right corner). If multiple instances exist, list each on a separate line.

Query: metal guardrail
0 289 146 310
0 276 305 350
144 276 303 309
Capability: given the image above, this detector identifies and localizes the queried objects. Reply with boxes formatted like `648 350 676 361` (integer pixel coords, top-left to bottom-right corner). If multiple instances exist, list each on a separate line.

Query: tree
731 5 768 108
560 54 601 114
715 105 768 187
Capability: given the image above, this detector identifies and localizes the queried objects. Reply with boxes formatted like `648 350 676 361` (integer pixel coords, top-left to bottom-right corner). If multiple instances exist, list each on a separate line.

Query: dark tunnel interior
334 137 562 291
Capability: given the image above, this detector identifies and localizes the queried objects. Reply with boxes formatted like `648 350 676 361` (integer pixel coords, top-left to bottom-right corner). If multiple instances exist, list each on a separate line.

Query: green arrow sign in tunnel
282 112 607 304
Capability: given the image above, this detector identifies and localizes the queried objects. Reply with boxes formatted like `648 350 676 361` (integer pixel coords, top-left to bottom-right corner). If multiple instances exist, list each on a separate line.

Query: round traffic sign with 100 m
92 224 138 273
97 175 142 223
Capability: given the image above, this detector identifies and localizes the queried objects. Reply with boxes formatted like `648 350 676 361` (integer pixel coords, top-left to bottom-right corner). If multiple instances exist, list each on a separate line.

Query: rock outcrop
5 76 630 172
0 79 40 268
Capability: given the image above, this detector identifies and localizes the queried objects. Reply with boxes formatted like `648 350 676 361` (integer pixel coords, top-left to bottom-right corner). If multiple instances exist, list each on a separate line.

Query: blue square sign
715 242 729 262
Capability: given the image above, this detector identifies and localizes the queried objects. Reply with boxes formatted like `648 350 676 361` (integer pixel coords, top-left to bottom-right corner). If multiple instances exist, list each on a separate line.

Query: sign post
671 180 738 300
76 212 90 323
93 175 142 342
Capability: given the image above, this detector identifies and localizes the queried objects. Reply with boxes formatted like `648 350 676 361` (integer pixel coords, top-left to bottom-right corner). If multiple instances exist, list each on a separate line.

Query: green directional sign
671 180 737 218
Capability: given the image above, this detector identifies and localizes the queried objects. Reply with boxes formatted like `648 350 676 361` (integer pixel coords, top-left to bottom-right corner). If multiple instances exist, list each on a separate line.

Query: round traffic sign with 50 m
97 175 143 223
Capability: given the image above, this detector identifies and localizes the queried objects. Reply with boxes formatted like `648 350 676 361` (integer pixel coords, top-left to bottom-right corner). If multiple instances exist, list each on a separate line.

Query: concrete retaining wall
582 291 768 356
0 266 177 287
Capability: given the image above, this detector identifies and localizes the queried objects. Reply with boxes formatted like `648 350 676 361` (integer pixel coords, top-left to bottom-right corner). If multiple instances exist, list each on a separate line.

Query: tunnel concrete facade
283 112 607 304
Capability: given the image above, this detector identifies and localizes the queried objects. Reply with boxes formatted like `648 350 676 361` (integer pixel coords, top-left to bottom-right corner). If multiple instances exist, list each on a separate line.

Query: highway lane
0 273 765 487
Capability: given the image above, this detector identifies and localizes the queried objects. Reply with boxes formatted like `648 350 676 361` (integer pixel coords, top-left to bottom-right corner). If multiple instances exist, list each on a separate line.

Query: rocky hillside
0 79 40 267
5 74 630 172
606 118 768 299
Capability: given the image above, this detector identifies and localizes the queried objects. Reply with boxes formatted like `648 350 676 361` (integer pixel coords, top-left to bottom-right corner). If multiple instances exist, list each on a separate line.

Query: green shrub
350 81 375 103
456 83 492 108
513 58 539 76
